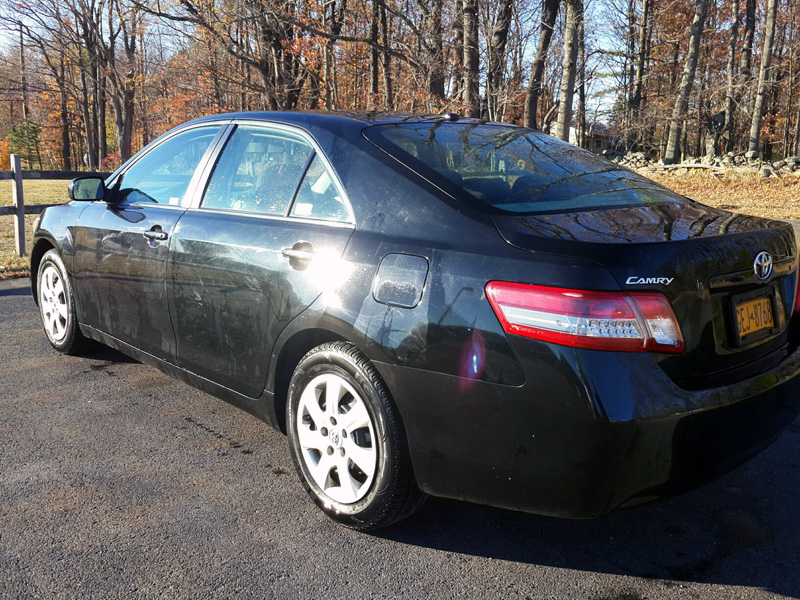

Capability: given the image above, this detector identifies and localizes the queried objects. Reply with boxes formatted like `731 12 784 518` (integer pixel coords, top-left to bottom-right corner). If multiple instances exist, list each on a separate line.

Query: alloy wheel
295 372 377 504
39 263 69 343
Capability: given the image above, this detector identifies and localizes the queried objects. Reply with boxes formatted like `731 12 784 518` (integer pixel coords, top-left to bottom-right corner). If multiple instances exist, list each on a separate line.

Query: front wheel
286 342 424 530
37 249 90 354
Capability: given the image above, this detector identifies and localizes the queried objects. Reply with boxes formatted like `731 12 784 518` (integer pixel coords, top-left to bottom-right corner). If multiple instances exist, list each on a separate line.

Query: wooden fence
0 154 110 257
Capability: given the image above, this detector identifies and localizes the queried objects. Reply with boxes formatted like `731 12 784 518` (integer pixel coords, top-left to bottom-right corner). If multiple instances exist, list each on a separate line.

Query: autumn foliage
0 0 799 170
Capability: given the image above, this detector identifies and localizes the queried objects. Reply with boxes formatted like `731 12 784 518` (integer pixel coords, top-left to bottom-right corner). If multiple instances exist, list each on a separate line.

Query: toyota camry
31 112 800 530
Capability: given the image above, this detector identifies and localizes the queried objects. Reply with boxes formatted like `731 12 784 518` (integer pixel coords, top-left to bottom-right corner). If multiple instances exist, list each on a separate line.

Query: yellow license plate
735 296 774 340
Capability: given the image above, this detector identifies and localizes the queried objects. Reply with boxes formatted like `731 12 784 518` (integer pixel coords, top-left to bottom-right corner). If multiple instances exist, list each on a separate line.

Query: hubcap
296 373 377 504
39 264 69 342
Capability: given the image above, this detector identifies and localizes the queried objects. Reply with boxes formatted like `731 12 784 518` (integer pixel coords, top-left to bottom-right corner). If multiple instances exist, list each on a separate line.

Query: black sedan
31 112 800 530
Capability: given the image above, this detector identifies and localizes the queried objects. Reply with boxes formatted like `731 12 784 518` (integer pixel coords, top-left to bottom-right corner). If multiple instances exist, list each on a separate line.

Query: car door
168 123 355 398
72 124 226 361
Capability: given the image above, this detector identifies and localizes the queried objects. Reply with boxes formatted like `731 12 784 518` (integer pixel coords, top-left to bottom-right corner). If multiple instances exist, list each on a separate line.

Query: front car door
168 122 355 398
73 124 226 361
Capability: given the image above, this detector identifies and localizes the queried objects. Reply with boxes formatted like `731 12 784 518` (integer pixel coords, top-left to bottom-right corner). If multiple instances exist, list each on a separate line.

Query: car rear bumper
374 340 800 518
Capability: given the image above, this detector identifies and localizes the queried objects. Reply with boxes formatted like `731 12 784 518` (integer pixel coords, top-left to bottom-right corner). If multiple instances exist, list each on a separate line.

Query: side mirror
69 176 106 201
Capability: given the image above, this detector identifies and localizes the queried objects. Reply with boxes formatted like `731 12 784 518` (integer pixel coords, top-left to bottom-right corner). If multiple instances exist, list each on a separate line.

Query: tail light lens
486 282 684 353
794 272 800 314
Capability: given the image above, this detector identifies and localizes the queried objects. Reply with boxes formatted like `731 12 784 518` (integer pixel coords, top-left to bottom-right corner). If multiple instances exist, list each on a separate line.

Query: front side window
202 125 314 215
117 126 221 205
365 122 682 214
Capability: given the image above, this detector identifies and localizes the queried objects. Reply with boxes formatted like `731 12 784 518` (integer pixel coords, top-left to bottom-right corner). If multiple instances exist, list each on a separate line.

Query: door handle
281 247 314 261
282 242 314 269
144 228 168 242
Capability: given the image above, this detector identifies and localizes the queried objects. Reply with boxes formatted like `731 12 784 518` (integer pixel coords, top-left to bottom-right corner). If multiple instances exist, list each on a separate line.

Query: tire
37 249 91 355
286 342 425 530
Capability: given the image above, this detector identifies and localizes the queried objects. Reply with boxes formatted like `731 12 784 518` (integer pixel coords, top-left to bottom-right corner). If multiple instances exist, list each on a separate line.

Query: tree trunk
577 15 586 147
724 0 740 153
90 54 100 167
784 22 795 158
624 0 636 134
524 0 560 128
18 24 29 121
740 0 755 79
748 0 778 157
556 0 582 141
451 2 463 99
631 0 650 111
98 74 107 163
663 0 709 164
58 53 71 171
380 2 393 108
794 95 800 155
113 68 136 162
426 0 445 100
463 0 480 118
79 68 96 169
486 0 514 121
370 0 380 106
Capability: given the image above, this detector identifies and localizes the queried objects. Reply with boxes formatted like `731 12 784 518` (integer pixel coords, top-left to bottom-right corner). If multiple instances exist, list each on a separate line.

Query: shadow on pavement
377 427 800 598
79 343 140 364
0 284 31 297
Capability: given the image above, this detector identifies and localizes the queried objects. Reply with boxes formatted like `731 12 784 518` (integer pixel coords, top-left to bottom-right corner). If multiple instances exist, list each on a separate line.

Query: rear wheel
37 249 90 354
286 342 424 530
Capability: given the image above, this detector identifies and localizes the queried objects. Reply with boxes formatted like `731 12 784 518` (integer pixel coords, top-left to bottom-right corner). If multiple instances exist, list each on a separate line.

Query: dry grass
0 180 70 278
2 171 800 279
646 169 800 220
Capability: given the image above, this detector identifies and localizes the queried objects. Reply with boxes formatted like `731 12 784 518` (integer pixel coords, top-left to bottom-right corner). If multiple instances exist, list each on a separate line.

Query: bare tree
524 0 560 128
380 2 394 108
723 0 739 153
630 0 650 112
555 0 582 141
663 0 709 164
485 0 514 121
463 0 480 117
103 0 140 161
747 0 778 157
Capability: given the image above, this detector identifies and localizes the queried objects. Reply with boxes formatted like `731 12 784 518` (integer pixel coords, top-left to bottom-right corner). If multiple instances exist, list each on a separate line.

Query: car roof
183 110 501 134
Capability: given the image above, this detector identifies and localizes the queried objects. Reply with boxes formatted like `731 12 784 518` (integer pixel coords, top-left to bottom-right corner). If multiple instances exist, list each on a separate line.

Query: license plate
735 296 774 341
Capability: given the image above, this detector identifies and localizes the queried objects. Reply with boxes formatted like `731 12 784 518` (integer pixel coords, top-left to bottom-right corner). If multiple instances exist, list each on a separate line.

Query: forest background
0 0 797 173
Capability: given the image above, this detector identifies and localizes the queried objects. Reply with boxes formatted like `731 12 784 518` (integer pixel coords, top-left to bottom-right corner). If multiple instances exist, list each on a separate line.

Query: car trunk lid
492 200 799 389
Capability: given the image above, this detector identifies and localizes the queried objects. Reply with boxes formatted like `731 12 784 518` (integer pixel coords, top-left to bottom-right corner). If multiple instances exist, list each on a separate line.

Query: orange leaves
0 138 10 171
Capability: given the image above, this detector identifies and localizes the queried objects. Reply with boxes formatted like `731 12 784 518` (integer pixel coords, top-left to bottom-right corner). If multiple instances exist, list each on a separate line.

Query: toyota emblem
753 251 773 280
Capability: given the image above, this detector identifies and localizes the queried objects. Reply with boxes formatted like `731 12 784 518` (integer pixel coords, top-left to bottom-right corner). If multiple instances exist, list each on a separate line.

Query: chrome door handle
144 229 168 241
281 247 314 261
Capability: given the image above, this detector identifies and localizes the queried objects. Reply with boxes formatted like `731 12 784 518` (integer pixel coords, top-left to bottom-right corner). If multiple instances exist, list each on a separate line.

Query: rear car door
168 122 355 398
73 124 225 361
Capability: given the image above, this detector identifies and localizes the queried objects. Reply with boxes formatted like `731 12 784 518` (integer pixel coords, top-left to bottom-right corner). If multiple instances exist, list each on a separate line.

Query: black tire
37 249 91 355
286 341 425 530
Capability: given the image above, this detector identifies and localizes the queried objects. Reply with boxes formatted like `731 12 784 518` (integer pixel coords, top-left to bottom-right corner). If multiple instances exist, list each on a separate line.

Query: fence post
11 154 26 258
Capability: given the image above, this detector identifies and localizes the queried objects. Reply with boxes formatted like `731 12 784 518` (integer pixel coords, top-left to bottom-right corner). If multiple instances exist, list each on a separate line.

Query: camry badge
753 251 773 280
625 276 674 285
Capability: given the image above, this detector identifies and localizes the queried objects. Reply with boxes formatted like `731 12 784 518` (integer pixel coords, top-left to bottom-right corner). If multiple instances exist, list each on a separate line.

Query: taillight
485 282 684 354
794 271 800 314
794 281 800 314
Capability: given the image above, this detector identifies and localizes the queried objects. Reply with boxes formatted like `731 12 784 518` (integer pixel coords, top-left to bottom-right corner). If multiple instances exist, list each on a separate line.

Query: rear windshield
364 122 681 214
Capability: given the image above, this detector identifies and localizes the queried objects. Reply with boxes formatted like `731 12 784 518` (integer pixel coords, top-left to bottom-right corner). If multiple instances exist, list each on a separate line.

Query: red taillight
485 281 684 354
794 274 800 314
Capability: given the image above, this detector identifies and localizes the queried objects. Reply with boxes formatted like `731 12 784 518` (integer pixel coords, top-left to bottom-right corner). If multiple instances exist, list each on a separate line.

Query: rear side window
117 126 221 205
290 154 352 222
202 124 352 223
202 125 314 215
365 123 681 214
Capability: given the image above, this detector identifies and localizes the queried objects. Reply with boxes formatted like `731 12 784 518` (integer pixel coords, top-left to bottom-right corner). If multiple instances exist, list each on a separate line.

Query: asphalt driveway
1 276 799 599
